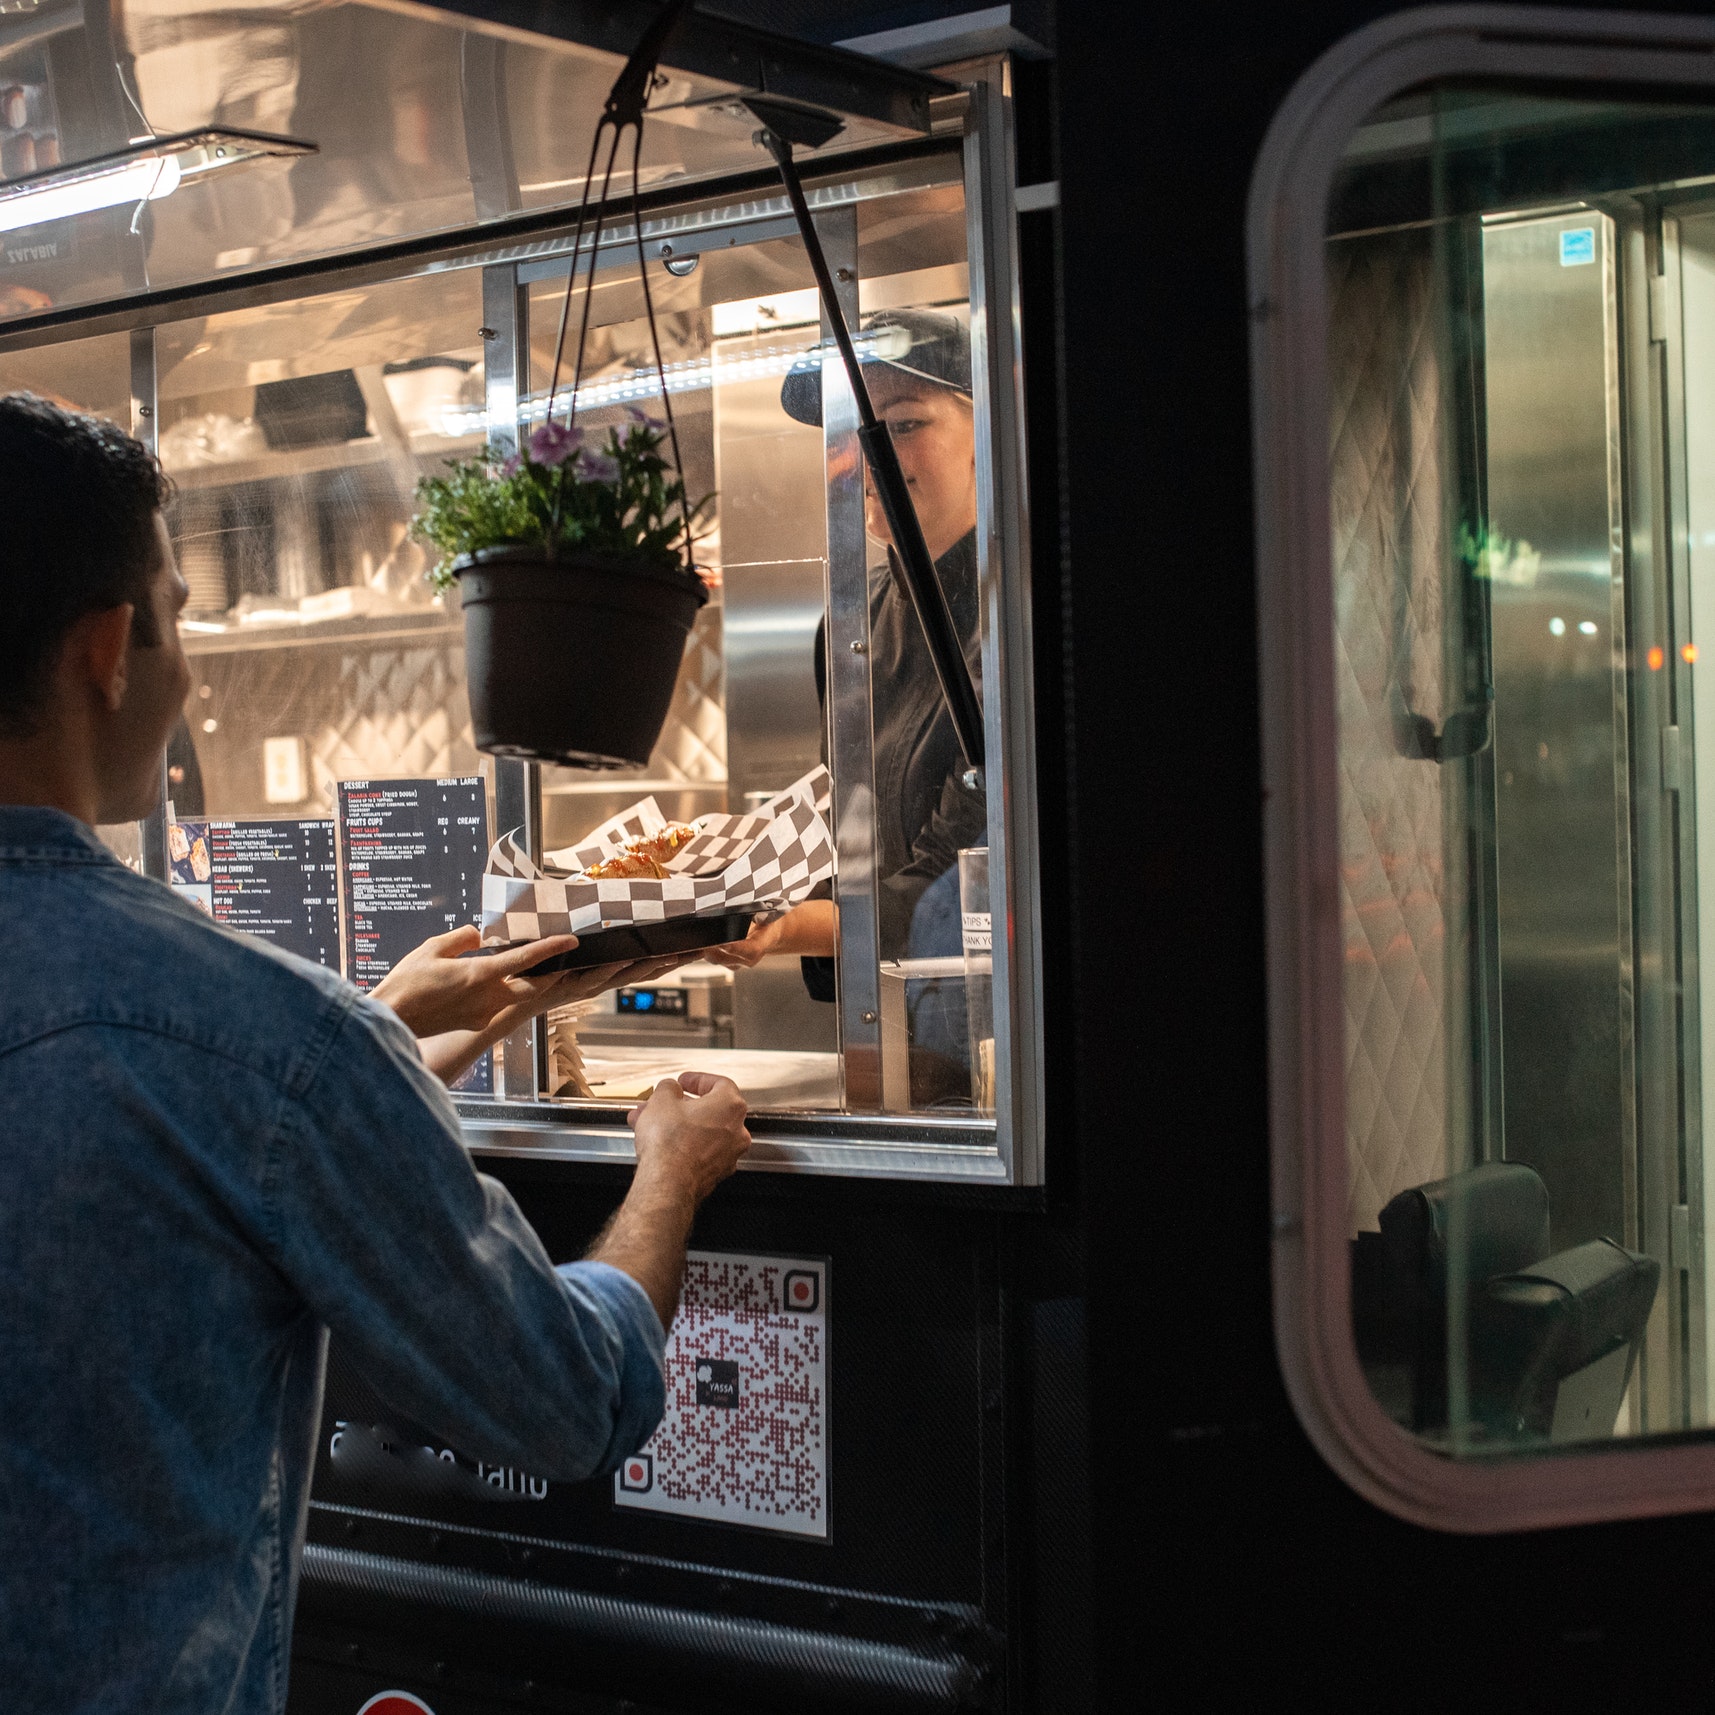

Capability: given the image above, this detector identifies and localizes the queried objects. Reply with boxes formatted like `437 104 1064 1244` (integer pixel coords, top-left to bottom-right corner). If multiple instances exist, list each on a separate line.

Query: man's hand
378 929 708 1087
627 1071 753 1206
588 1072 751 1326
373 924 580 1041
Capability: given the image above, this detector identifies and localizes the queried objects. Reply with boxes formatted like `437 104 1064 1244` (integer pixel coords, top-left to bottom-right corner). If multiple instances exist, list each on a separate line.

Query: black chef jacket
804 529 987 1000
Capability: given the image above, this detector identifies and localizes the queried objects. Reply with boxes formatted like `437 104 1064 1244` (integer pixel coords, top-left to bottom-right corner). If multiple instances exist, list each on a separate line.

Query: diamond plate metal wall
647 599 727 784
1329 230 1454 1233
182 624 481 820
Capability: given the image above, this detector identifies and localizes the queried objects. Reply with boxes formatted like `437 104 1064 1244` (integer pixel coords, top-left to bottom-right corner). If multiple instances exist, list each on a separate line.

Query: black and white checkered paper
481 767 835 942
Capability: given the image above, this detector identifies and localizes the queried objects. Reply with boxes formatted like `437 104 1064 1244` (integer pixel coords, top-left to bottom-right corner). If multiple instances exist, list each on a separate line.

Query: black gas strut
746 99 988 783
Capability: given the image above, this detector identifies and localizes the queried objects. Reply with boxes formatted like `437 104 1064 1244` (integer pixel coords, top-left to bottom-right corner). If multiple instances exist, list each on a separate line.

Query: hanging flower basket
415 420 709 768
412 3 710 770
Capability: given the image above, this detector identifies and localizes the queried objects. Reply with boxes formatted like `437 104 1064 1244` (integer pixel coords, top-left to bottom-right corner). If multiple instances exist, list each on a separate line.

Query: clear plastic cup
959 846 994 1113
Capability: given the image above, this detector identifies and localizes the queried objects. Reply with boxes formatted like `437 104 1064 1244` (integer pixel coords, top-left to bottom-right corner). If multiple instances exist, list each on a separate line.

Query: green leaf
411 423 708 589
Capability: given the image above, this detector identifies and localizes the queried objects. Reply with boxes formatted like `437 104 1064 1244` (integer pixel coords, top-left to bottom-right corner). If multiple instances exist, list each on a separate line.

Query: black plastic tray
466 908 762 974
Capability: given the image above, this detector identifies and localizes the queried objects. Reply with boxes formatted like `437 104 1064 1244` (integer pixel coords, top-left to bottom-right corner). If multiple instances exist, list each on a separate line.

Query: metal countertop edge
459 1123 1012 1181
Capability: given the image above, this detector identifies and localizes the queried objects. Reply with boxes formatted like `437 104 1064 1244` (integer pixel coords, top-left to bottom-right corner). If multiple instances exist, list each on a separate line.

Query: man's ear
74 604 135 714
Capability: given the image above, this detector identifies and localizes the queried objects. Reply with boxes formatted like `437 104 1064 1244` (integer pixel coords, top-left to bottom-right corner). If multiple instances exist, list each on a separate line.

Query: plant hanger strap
543 0 696 568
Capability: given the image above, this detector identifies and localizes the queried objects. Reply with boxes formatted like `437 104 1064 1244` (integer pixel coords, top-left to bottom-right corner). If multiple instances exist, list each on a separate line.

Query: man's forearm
586 1167 698 1327
415 1028 486 1087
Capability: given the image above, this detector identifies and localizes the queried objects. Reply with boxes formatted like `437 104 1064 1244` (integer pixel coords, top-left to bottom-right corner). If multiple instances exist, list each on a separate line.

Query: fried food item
189 836 211 881
586 850 668 880
168 824 190 862
583 823 697 881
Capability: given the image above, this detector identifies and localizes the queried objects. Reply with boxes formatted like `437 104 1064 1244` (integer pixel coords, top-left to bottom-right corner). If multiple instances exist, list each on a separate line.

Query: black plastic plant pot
454 545 708 769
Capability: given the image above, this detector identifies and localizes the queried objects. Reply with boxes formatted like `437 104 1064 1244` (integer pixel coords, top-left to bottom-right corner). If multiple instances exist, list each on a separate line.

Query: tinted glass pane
157 269 497 1094
1332 90 1715 1450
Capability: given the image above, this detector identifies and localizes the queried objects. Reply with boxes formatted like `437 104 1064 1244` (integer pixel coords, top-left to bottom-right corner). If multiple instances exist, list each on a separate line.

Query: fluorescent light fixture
0 128 316 236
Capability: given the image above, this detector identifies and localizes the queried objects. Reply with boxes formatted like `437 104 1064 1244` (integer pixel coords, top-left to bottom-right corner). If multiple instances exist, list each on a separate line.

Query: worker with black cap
709 307 986 1072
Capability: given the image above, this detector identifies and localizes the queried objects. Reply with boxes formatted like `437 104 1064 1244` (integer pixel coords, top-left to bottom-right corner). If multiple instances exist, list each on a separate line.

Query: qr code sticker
614 1250 828 1538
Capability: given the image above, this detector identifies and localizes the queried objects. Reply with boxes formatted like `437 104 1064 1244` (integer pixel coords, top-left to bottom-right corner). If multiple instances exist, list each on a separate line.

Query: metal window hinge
1650 273 1671 344
1672 1202 1692 1271
1662 724 1683 792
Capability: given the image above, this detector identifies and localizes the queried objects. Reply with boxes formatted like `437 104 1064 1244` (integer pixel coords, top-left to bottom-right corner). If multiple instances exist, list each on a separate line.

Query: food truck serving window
0 53 1041 1184
1252 7 1715 1528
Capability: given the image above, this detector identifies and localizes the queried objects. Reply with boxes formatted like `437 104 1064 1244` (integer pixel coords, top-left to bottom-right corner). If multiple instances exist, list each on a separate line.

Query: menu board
169 817 339 968
335 776 492 1095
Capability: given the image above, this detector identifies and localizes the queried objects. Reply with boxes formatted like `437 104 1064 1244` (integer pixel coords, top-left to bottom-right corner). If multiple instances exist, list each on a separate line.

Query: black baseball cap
779 307 971 428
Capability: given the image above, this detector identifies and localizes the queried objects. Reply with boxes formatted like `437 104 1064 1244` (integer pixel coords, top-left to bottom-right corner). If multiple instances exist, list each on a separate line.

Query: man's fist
628 1071 751 1206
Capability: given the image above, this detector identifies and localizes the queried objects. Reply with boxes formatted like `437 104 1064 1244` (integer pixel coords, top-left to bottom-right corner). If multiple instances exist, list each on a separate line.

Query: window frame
458 54 1043 1185
1250 3 1715 1530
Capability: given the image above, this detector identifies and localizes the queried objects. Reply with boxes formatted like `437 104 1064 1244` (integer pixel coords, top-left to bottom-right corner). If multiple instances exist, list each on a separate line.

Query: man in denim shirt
0 394 753 1712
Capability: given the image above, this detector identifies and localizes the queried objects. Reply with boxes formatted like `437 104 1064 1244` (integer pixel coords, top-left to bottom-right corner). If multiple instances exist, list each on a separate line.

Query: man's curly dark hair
0 392 173 738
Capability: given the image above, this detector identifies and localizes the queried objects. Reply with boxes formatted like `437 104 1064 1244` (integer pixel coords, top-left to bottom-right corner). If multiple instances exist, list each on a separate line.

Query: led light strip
439 328 908 439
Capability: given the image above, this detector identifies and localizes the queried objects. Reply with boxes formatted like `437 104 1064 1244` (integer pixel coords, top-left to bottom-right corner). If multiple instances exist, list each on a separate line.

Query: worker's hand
373 924 581 1041
627 1071 752 1207
705 900 837 969
703 914 788 970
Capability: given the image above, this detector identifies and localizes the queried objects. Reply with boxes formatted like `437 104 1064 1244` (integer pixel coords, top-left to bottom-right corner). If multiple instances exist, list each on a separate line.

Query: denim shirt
0 808 667 1714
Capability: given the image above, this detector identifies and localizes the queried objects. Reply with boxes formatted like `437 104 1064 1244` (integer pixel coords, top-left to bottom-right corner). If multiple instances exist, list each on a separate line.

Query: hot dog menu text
168 817 339 968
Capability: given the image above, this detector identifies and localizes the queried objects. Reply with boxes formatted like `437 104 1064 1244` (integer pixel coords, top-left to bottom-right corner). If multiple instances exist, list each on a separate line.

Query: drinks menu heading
336 777 492 1095
335 777 489 992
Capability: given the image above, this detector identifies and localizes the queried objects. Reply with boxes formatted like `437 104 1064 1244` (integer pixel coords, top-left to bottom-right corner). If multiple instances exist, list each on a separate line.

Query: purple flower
623 406 656 424
578 447 620 484
498 453 522 477
529 421 583 468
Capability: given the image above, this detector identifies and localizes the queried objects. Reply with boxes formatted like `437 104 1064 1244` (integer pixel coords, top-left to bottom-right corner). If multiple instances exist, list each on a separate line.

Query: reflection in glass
519 178 981 1115
1330 90 1715 1451
0 0 924 330
155 268 496 1092
156 269 489 818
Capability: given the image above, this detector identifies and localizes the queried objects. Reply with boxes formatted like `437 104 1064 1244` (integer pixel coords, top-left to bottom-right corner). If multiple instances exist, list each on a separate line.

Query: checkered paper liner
481 767 835 942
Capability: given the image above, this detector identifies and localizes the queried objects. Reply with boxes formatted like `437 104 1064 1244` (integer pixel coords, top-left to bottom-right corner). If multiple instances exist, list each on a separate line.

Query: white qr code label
614 1250 828 1537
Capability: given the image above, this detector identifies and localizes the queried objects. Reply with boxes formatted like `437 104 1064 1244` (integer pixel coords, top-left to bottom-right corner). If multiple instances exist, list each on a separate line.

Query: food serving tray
469 907 763 973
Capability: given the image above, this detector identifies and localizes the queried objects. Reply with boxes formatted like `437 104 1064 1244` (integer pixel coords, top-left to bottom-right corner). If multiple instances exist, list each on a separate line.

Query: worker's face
863 376 977 563
95 516 191 824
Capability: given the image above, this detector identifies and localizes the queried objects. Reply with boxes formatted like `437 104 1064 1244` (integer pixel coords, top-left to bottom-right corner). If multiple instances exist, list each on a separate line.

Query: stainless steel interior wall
1482 212 1631 1253
714 335 829 809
